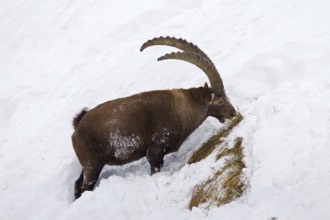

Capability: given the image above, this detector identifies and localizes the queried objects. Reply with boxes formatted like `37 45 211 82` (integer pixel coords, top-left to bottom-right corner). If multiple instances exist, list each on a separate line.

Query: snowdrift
1 0 330 219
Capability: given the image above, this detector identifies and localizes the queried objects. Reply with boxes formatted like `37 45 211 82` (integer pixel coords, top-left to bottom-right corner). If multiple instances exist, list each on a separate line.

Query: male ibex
72 37 236 199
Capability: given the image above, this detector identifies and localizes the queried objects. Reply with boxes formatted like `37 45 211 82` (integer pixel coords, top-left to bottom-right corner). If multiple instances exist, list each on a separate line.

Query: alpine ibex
72 37 236 199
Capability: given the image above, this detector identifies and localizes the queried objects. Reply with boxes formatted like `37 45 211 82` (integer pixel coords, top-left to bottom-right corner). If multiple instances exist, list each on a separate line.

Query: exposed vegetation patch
187 112 243 164
189 137 247 210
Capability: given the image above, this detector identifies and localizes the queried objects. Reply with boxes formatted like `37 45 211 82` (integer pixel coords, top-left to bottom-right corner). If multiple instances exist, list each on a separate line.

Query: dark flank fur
72 108 88 130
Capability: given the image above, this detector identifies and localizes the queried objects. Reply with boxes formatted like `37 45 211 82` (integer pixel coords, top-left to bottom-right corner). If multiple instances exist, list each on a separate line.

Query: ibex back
72 37 236 199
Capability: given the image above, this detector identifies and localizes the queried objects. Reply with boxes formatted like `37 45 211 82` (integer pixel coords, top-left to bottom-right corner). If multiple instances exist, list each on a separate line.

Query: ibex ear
204 82 209 88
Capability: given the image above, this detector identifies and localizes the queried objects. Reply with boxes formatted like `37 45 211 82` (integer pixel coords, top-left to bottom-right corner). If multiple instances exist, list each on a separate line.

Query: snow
110 129 141 160
1 0 330 219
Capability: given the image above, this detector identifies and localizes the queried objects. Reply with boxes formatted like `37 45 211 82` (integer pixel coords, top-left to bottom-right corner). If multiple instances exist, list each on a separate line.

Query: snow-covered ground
1 0 330 219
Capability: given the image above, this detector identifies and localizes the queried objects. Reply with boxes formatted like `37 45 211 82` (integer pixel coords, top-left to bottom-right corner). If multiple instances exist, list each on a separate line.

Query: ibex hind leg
74 171 84 199
74 163 104 199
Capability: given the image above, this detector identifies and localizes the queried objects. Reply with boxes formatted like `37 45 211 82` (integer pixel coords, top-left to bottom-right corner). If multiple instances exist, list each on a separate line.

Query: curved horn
141 36 225 96
140 36 209 60
158 52 225 96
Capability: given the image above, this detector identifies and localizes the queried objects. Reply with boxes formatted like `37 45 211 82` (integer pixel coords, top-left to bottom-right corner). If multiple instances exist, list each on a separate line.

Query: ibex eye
218 99 225 105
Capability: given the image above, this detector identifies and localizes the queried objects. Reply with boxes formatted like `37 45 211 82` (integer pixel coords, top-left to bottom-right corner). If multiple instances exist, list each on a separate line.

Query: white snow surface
1 0 330 219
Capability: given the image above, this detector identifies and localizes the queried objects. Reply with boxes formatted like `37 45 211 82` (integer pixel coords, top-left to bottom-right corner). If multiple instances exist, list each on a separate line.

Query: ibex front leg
146 146 165 175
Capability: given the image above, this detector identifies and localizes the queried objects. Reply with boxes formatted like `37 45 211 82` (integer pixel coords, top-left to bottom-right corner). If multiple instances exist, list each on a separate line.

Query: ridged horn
158 52 225 96
140 36 209 60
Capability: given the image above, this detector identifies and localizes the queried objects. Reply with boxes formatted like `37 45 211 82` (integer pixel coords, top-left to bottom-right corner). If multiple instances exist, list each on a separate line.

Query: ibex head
140 36 236 123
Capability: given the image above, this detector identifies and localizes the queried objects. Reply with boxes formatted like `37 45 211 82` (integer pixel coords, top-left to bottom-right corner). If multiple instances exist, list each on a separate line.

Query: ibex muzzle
71 36 236 199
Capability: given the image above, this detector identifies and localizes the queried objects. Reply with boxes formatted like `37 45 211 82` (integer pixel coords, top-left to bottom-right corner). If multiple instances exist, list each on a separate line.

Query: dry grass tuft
216 136 244 161
189 137 247 210
187 112 243 164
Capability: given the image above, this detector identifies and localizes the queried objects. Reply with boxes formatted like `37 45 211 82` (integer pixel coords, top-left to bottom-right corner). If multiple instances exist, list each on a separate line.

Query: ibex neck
173 88 211 137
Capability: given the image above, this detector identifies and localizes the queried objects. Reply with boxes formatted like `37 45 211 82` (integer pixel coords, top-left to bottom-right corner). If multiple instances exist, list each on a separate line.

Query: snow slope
1 0 330 219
